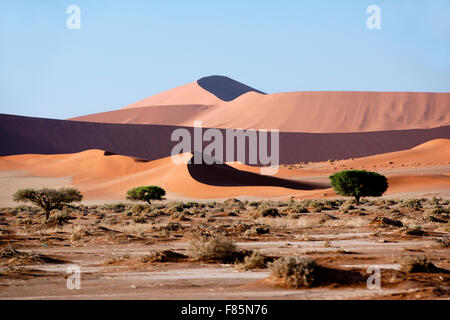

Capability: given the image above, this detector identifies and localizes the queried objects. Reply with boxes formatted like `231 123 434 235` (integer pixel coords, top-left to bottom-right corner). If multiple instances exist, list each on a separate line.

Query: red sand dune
123 82 222 109
72 89 450 133
0 151 317 202
194 91 450 133
0 140 448 204
386 174 450 194
4 113 448 165
331 138 450 169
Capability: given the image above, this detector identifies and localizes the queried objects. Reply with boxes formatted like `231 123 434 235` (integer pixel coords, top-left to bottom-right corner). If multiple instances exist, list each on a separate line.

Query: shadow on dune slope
197 75 265 101
1 114 449 164
187 154 328 190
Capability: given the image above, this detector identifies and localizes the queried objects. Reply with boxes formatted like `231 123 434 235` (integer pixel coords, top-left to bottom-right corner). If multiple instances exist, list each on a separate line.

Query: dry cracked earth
0 198 449 300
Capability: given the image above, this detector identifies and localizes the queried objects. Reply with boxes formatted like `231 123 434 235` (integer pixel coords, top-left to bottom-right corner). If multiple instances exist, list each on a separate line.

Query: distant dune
72 76 450 133
2 114 449 164
329 138 450 169
195 91 450 133
120 75 265 110
122 81 221 109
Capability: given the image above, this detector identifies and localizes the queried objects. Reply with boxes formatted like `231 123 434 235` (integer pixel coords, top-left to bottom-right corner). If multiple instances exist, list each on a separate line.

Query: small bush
71 232 83 242
100 203 127 213
190 235 239 263
404 226 426 236
427 197 442 206
433 237 450 248
293 205 308 213
372 217 403 228
164 222 182 231
171 211 185 220
244 225 270 236
241 252 267 270
12 205 40 214
401 199 422 210
184 201 199 209
270 256 318 288
340 204 355 212
443 222 450 232
15 218 34 226
140 250 188 263
429 205 448 215
400 256 439 273
51 210 73 225
258 207 280 217
206 201 217 208
168 202 184 213
130 204 146 214
133 216 148 224
310 201 324 213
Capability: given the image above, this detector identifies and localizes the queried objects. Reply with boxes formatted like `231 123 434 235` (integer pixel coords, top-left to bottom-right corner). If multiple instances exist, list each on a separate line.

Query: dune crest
122 82 221 109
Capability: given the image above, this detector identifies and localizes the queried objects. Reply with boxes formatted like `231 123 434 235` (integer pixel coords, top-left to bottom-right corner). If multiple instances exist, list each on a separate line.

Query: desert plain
0 76 449 300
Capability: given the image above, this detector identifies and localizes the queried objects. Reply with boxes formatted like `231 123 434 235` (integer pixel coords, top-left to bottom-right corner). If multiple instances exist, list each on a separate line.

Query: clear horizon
1 0 449 119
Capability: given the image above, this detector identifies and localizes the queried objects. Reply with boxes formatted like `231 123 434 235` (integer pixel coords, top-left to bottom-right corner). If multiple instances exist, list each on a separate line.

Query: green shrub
329 170 388 205
13 187 83 220
126 186 165 204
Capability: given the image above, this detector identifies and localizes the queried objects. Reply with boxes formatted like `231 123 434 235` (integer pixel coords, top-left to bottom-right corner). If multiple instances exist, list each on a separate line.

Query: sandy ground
0 197 449 300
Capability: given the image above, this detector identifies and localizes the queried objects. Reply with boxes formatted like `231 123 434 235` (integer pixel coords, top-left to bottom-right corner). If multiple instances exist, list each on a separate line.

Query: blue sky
1 0 449 119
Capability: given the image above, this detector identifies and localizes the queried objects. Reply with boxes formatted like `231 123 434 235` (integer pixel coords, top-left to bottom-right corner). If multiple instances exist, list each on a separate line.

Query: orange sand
0 140 449 205
72 87 450 133
123 82 222 109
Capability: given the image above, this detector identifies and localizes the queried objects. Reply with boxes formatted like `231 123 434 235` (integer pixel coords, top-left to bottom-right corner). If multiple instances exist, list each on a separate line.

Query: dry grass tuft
270 256 318 288
190 234 248 263
240 252 268 270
